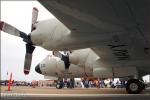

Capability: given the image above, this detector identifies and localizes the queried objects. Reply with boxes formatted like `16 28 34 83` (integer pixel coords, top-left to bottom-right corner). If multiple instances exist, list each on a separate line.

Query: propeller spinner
0 7 38 75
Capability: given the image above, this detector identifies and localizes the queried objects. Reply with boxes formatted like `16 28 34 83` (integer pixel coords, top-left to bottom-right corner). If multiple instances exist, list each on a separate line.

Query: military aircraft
35 48 148 93
0 0 149 93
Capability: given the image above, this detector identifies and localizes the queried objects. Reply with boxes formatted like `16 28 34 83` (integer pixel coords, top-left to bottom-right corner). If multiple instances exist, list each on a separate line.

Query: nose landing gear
56 82 64 89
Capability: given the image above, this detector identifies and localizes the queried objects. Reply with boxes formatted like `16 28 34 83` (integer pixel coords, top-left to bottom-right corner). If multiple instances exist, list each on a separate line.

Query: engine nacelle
69 48 98 67
36 56 93 78
69 48 92 66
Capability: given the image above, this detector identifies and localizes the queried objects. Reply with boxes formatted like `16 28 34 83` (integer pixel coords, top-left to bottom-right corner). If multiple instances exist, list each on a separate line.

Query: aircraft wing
91 46 150 76
38 0 148 36
38 0 150 75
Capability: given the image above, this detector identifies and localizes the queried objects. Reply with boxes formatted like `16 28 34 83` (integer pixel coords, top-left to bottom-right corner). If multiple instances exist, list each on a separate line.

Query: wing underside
38 0 149 38
38 0 150 75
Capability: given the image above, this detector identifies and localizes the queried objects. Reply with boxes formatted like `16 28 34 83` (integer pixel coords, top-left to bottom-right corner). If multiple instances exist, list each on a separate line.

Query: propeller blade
0 21 21 37
24 44 35 75
53 51 63 59
61 54 70 70
1 7 38 75
31 7 38 31
53 51 70 70
0 21 32 44
24 7 38 75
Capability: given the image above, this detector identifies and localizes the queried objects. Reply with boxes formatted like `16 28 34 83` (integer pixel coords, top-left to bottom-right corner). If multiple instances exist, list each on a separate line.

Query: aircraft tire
126 79 144 94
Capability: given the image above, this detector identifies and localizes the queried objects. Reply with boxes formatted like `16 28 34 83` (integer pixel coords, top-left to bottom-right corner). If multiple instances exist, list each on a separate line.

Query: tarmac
1 86 150 100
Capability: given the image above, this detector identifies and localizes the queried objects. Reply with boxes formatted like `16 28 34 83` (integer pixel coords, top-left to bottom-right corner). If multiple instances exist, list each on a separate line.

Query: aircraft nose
35 64 42 74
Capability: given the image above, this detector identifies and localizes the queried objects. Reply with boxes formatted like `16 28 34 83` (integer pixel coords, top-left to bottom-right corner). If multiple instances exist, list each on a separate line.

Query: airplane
0 0 149 94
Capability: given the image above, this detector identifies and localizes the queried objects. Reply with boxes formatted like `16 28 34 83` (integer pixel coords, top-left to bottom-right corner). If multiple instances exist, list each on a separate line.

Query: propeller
53 51 70 70
31 7 38 31
0 7 38 75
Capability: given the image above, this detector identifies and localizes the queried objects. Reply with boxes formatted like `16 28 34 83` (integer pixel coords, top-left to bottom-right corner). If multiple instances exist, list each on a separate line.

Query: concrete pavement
1 86 150 100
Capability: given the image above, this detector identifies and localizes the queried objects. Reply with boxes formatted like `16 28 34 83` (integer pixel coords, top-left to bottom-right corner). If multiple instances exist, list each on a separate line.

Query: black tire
126 79 143 94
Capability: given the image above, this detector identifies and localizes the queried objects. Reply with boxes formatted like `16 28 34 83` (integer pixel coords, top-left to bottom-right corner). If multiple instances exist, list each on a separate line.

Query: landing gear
126 79 145 94
56 81 64 89
56 78 64 89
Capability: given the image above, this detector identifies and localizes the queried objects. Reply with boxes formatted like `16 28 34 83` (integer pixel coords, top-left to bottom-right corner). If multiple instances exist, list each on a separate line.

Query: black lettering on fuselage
108 44 130 60
108 45 126 49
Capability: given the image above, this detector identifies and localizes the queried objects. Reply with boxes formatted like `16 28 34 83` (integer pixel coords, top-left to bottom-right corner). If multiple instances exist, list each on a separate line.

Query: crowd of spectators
78 79 126 88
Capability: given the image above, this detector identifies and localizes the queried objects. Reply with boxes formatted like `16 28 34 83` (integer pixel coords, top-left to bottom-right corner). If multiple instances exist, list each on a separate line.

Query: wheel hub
129 83 138 91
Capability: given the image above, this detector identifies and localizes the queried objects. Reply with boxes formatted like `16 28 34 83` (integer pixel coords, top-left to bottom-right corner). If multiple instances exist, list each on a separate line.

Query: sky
1 1 55 82
1 1 150 82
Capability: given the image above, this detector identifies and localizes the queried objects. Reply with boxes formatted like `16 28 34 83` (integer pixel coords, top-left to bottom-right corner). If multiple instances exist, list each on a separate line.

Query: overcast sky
1 1 55 82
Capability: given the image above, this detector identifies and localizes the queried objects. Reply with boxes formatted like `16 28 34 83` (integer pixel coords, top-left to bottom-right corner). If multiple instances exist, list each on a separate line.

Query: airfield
1 86 150 100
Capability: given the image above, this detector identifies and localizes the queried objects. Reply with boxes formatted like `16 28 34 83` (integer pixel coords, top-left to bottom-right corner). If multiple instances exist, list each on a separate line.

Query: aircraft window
41 64 46 67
